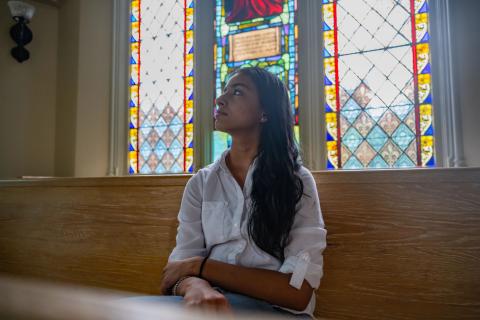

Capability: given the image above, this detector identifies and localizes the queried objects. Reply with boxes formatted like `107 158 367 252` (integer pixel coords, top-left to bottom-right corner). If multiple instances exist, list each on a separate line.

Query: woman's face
214 72 265 135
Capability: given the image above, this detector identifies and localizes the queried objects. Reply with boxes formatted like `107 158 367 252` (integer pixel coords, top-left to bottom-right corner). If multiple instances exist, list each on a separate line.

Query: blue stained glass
341 99 362 124
155 116 167 127
424 125 434 136
140 163 151 174
342 128 363 153
368 155 389 168
365 105 388 122
366 126 388 152
326 132 335 142
420 32 430 43
419 1 429 13
325 103 334 113
395 154 416 168
327 160 335 169
426 156 435 167
170 138 183 150
140 141 151 158
392 124 416 151
421 63 431 74
391 104 414 120
156 139 166 150
169 162 183 173
343 156 363 169
422 93 432 104
169 147 183 159
154 163 166 174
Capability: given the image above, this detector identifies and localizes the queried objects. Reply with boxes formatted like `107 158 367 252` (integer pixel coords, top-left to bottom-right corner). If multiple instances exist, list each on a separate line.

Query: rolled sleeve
278 169 327 290
168 172 207 261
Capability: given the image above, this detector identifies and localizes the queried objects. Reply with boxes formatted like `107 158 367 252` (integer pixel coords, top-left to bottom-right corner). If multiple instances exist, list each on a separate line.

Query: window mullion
298 0 325 170
193 0 215 171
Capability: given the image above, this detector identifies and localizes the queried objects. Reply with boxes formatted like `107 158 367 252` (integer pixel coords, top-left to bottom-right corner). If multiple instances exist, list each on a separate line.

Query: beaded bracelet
172 276 191 296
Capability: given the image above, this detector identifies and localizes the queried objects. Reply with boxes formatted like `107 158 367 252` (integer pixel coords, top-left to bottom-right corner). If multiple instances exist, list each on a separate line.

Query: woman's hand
160 256 202 294
182 278 232 314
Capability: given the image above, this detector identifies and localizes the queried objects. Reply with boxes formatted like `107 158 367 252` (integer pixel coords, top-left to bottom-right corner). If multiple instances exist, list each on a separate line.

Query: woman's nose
216 94 226 108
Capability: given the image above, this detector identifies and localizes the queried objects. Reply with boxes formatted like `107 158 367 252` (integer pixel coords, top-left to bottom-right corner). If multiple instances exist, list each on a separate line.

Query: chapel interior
0 0 479 319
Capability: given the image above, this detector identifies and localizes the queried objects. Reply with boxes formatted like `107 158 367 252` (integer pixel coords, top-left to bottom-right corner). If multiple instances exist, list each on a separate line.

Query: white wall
73 0 112 177
0 0 58 178
55 0 79 177
54 0 112 177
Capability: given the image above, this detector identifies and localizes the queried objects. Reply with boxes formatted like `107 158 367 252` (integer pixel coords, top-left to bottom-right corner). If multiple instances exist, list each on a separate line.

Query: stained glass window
213 0 299 161
323 0 435 169
129 0 194 174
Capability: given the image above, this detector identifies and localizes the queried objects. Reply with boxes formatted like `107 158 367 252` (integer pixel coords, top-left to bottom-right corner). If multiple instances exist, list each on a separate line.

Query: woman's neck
226 132 260 189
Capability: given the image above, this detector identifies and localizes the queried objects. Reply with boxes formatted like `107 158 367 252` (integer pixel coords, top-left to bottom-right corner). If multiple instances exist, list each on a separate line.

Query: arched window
129 0 194 174
323 0 435 169
212 0 299 160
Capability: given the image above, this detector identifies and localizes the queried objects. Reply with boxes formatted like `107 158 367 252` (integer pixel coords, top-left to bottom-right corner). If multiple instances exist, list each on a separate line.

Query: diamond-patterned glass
129 0 194 174
323 0 435 169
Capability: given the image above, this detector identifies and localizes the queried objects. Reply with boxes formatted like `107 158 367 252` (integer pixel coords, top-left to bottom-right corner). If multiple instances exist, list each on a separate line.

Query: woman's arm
200 258 313 311
162 257 313 311
169 173 207 261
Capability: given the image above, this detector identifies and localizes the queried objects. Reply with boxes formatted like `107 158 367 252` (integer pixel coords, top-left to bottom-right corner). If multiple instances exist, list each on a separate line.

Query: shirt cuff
168 248 207 261
279 252 323 290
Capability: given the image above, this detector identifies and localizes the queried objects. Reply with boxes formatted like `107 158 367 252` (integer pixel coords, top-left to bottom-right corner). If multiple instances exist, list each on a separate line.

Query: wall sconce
7 1 35 63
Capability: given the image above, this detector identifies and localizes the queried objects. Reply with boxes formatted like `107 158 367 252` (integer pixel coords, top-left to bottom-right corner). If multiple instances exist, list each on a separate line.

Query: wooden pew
0 168 479 319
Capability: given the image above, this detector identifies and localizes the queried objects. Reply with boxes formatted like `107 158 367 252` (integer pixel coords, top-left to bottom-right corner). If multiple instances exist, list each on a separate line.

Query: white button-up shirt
169 150 327 317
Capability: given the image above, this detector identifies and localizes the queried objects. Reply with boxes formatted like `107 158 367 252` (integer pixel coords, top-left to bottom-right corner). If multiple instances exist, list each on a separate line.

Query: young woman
160 67 327 318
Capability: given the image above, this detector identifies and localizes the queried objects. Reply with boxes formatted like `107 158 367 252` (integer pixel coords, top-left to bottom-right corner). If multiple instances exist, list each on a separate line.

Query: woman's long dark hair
232 67 304 262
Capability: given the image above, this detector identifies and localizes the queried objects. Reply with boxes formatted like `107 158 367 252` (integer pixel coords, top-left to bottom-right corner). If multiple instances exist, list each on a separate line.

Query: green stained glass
213 0 299 160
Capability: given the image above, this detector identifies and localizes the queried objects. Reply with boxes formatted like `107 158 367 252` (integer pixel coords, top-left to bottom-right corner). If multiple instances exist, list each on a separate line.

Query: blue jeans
123 288 311 319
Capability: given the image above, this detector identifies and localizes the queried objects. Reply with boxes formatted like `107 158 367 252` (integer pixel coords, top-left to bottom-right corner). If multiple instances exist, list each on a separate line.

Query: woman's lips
214 110 228 119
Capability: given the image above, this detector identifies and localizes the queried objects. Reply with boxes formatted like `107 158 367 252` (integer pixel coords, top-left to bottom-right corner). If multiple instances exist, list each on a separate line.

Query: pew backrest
1 168 479 319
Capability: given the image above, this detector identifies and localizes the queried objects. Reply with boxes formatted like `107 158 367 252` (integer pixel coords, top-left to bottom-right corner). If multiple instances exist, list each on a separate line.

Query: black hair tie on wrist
198 256 209 278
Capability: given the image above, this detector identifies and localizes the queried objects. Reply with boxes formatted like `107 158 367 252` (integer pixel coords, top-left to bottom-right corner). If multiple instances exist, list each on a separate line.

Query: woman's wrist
189 256 203 276
177 276 211 296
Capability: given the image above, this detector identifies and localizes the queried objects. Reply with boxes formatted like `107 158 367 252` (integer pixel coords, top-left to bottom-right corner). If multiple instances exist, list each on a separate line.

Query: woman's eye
233 89 242 96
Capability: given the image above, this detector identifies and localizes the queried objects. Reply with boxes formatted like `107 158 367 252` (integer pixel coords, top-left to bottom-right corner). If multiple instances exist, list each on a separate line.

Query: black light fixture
7 1 35 63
